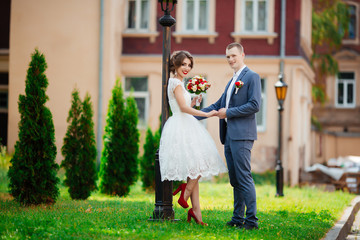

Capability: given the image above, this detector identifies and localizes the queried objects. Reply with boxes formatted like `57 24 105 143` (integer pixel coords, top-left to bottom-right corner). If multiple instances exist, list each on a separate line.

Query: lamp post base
275 163 284 197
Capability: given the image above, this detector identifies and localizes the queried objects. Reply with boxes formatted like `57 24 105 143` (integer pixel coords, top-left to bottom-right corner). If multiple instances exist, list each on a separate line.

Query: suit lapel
230 67 249 95
222 67 249 107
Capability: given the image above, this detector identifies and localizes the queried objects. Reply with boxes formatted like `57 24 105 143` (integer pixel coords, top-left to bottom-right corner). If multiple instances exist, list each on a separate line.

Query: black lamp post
151 0 177 221
274 74 288 197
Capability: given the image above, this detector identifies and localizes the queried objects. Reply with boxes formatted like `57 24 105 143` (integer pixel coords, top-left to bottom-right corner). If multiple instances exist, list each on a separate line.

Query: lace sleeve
168 78 183 96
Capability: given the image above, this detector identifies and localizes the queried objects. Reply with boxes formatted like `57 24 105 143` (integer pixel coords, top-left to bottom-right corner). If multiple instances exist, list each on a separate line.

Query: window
184 0 209 32
123 0 158 43
256 78 266 131
343 2 359 44
124 77 149 127
173 0 218 43
244 0 267 32
336 72 356 108
346 4 357 40
127 0 149 30
232 0 277 44
0 91 8 109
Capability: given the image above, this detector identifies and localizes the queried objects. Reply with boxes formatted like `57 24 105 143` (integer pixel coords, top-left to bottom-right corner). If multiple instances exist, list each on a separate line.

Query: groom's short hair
226 42 244 54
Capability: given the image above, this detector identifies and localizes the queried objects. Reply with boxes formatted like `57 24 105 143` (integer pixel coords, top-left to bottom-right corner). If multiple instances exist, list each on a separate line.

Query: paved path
324 196 360 240
346 206 360 240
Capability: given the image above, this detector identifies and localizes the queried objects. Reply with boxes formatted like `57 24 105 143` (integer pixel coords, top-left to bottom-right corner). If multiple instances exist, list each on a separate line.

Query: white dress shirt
225 65 246 109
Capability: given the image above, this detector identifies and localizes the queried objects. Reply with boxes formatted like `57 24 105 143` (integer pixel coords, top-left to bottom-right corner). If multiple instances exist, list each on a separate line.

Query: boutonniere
234 80 244 94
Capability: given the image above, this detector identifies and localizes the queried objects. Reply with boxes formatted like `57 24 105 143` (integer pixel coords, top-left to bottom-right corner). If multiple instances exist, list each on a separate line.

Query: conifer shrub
99 80 139 197
140 127 160 192
61 90 97 200
8 49 59 205
123 95 139 192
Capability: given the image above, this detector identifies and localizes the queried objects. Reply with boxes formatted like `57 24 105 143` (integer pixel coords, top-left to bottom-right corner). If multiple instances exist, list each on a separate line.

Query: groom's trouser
224 133 258 227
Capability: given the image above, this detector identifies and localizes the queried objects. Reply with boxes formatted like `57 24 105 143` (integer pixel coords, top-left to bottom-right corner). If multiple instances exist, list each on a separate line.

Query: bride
159 50 227 226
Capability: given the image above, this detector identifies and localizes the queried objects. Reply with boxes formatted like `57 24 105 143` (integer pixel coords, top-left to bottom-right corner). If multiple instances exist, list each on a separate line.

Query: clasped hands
206 109 226 119
192 95 226 119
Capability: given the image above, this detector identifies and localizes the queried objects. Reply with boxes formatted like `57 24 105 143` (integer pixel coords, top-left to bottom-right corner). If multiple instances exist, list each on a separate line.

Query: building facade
2 0 316 185
312 0 360 164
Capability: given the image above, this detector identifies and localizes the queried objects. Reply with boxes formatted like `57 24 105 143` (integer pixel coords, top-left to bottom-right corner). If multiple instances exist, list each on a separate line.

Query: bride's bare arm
174 85 217 117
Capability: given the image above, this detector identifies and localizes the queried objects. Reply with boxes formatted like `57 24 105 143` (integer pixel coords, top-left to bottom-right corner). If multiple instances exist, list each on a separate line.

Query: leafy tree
8 49 59 205
99 80 139 197
311 0 349 103
61 90 97 200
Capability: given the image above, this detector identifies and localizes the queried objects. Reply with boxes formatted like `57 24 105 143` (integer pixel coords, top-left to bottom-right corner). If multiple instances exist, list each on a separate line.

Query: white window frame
123 0 159 43
343 1 359 45
256 78 266 132
183 0 209 33
335 72 356 108
123 76 150 128
241 0 268 33
173 0 218 44
231 0 277 44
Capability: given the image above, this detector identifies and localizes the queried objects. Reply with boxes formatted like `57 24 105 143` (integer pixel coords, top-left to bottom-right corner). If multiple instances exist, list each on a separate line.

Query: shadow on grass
214 171 276 186
0 197 333 240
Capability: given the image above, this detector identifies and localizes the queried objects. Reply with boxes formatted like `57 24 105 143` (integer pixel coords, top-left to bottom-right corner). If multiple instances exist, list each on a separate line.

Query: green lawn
0 169 355 239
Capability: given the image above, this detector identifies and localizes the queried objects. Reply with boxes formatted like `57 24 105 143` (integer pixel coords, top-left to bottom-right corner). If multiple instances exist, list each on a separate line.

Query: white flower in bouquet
192 85 197 92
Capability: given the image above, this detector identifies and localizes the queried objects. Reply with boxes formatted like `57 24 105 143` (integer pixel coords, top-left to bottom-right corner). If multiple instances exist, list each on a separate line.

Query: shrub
140 128 160 192
8 49 59 205
99 80 139 197
61 90 97 200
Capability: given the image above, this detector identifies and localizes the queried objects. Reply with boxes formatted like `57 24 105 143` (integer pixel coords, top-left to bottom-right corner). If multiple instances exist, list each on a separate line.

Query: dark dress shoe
226 220 243 227
237 224 259 230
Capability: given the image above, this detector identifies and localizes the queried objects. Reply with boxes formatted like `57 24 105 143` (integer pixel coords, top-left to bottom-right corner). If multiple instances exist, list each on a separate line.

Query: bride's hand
191 95 202 106
206 110 218 118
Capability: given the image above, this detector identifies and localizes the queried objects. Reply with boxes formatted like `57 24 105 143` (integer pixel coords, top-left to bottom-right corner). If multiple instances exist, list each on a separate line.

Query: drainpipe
96 0 104 167
280 0 286 74
277 0 287 186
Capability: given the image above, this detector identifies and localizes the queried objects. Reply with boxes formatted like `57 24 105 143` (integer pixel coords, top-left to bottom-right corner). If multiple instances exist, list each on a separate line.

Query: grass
0 167 356 239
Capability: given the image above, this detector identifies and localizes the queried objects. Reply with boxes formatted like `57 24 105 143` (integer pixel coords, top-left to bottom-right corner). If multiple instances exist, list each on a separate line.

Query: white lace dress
159 78 228 181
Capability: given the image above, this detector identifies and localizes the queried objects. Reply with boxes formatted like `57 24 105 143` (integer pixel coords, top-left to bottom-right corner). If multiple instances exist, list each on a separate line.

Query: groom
200 42 261 230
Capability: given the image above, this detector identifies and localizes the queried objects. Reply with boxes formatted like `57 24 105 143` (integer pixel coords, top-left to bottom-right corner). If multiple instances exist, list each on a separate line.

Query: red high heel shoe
187 208 208 226
173 183 189 208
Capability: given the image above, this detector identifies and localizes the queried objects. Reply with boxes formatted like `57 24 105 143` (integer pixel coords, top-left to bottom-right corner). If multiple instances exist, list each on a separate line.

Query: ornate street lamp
151 0 177 221
274 74 288 197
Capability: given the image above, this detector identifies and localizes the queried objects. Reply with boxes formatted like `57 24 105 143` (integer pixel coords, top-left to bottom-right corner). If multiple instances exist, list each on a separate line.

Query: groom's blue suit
199 66 261 227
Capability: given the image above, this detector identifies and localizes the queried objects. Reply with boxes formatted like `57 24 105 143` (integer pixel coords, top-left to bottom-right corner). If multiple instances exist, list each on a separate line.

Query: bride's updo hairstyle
170 50 194 75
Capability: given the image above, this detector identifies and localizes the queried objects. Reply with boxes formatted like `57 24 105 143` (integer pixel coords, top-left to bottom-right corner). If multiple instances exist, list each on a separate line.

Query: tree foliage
140 127 160 192
8 49 59 205
61 90 97 200
311 0 349 103
99 80 139 197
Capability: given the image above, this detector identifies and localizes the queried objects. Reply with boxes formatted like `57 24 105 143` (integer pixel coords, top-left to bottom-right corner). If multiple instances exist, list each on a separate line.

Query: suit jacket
199 67 262 144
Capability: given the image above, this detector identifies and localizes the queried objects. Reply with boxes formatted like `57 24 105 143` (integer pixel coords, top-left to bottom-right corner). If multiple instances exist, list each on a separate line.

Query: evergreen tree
8 49 59 205
78 93 98 197
61 90 97 200
99 80 139 197
140 127 159 191
122 94 139 193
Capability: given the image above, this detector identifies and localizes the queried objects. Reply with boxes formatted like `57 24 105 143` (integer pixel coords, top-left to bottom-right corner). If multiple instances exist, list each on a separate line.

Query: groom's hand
218 108 227 119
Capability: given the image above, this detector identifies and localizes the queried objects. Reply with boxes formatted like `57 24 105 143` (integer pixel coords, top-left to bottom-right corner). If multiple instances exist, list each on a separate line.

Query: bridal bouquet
186 75 210 95
186 75 210 109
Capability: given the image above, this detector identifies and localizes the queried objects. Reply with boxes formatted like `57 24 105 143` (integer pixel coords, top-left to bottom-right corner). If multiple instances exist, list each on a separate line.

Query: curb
323 196 360 240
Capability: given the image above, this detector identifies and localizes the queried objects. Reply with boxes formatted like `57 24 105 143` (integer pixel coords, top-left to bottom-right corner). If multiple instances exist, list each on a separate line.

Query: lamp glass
275 85 287 101
275 80 288 101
